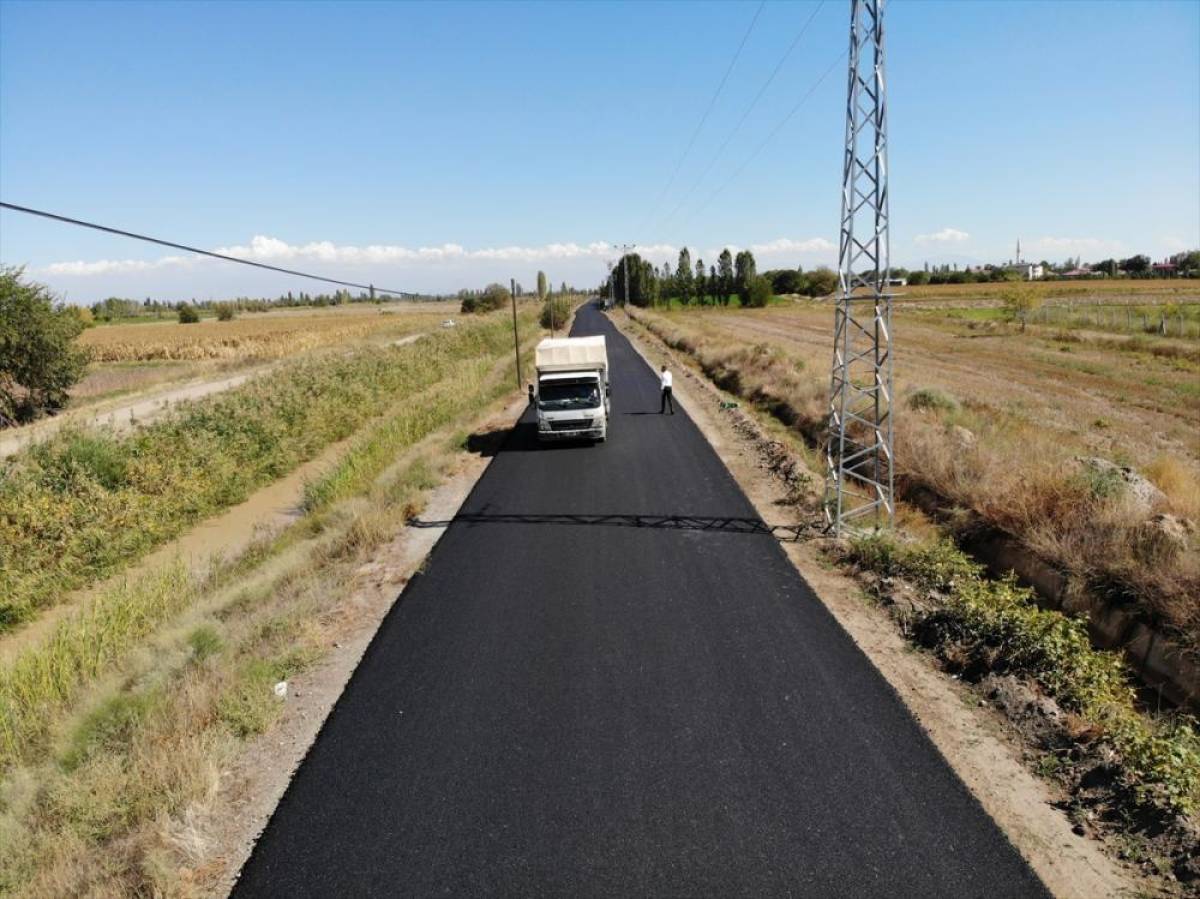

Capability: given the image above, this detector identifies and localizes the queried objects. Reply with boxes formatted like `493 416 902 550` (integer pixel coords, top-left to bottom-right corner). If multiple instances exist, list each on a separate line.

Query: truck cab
533 336 610 443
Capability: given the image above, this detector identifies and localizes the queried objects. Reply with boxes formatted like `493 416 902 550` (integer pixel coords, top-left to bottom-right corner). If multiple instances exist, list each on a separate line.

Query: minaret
1016 238 1021 264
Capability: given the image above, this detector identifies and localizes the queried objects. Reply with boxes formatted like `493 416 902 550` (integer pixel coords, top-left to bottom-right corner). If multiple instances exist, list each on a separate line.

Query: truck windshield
539 380 600 410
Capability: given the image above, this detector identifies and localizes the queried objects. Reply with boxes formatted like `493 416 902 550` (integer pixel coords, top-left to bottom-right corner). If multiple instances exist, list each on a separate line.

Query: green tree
612 253 656 306
640 259 660 307
1120 254 1151 276
717 249 734 305
463 282 511 314
768 269 805 295
805 266 838 297
0 267 90 425
676 247 693 304
695 258 706 304
746 275 773 308
734 249 756 304
537 271 549 301
177 304 201 324
1001 284 1041 331
214 302 236 321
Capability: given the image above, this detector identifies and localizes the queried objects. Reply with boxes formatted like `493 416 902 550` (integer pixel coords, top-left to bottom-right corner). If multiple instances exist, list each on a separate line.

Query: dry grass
626 303 1200 652
0 307 546 896
78 303 451 362
897 278 1200 304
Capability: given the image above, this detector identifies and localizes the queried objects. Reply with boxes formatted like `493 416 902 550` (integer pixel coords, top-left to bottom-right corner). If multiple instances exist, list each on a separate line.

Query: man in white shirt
659 365 675 415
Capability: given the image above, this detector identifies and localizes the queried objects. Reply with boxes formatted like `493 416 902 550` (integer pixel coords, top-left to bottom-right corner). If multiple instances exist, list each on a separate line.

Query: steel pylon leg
824 0 894 535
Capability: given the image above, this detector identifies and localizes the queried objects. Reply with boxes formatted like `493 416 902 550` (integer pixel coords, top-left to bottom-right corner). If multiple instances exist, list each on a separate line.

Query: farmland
68 302 452 407
621 284 1200 656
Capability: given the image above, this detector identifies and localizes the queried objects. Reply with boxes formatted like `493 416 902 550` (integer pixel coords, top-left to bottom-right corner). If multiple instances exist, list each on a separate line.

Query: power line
679 49 845 228
635 1 765 235
656 0 827 232
0 201 414 297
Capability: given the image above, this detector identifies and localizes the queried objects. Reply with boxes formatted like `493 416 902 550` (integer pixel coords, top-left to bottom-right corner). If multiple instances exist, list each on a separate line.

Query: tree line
602 247 839 309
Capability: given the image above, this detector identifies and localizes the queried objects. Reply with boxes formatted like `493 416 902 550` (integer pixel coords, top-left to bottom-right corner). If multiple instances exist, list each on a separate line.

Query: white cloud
38 235 832 277
749 237 835 255
914 228 969 244
43 254 195 276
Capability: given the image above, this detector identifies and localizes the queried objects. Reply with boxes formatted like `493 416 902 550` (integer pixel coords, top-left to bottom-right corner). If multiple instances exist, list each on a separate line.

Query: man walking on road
659 365 674 415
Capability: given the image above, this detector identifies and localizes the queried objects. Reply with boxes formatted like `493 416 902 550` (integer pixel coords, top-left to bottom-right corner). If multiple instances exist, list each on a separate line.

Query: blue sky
1 0 1197 301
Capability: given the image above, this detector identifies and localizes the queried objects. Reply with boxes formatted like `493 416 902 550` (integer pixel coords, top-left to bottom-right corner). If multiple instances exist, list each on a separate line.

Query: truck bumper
537 427 605 442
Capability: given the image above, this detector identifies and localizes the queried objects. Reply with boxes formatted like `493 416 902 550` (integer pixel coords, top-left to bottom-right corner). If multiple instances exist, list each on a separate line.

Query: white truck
532 336 610 443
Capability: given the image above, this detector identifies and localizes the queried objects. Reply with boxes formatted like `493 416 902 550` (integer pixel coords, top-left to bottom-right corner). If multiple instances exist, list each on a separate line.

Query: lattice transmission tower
824 0 893 534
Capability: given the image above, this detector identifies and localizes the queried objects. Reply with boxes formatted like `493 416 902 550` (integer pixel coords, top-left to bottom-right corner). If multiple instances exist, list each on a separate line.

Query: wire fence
1029 301 1200 339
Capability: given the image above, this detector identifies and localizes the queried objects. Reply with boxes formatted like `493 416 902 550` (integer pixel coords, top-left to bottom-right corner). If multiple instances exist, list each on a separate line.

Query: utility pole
607 260 615 309
510 277 522 387
618 243 635 307
824 0 893 534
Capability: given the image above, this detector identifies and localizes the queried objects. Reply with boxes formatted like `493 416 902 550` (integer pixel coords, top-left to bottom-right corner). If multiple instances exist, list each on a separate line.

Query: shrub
804 266 838 297
1001 285 1041 330
462 283 510 315
177 304 200 324
0 266 90 425
214 302 236 322
540 297 572 330
745 276 773 308
847 535 1200 816
906 387 959 414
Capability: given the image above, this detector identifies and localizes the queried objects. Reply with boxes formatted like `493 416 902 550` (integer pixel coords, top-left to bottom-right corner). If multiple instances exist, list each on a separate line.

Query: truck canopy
534 336 608 375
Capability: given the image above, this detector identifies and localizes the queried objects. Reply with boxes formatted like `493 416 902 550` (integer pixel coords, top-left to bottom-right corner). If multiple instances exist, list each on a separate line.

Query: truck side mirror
527 384 535 403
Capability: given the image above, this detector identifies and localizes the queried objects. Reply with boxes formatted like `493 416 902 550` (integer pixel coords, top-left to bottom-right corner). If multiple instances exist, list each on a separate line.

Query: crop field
893 278 1200 304
77 302 453 363
624 297 1200 655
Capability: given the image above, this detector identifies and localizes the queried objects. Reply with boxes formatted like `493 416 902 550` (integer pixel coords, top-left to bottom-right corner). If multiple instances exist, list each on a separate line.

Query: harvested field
624 300 1200 657
77 302 453 362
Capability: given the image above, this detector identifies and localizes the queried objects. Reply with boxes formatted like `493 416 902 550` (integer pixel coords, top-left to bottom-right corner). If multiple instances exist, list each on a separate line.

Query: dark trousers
660 386 674 414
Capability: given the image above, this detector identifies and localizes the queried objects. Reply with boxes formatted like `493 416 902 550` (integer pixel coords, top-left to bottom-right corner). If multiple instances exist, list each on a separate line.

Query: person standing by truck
659 365 674 415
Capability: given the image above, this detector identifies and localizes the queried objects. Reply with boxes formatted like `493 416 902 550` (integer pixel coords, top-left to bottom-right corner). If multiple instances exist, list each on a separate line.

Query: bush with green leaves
177 304 200 324
745 276 773 308
460 283 510 315
214 302 236 321
847 535 1200 816
906 387 959 414
540 296 572 330
0 266 90 425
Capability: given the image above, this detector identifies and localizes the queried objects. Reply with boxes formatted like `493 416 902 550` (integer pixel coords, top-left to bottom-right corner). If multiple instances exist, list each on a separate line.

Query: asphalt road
234 303 1046 897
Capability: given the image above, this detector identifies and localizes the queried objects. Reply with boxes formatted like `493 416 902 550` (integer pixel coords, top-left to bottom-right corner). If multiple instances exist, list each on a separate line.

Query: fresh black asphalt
233 303 1047 897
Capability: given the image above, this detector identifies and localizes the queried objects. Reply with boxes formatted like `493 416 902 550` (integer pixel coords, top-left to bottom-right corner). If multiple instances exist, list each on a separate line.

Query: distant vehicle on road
441 319 457 328
532 336 609 443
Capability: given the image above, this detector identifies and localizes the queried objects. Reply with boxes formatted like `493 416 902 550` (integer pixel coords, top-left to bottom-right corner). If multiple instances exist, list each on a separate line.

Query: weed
187 625 223 662
60 688 162 772
845 535 1200 817
907 388 959 414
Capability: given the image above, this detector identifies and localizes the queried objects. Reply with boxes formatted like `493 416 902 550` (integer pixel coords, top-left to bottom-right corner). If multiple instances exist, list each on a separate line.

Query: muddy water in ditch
0 436 352 665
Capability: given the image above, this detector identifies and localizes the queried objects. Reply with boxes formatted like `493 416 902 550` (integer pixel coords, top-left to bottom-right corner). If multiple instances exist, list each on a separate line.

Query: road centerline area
233 303 1046 897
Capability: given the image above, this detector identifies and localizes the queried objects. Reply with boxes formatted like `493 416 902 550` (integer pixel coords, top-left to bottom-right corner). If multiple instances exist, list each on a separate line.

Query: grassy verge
0 322 538 895
0 313 528 632
844 536 1200 818
624 305 1200 657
